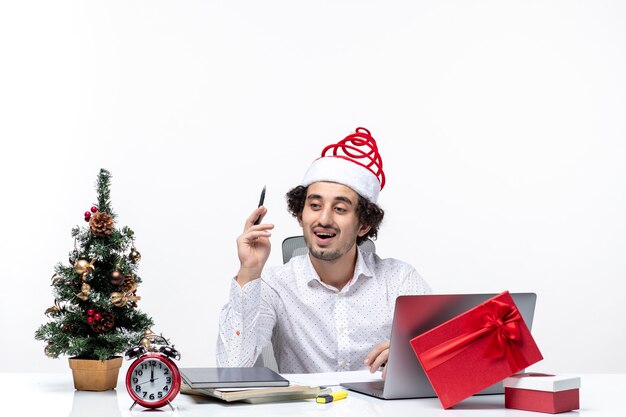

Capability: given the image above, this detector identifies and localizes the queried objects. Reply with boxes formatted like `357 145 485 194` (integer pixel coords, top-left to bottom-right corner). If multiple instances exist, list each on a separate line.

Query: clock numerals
131 359 173 402
141 391 165 400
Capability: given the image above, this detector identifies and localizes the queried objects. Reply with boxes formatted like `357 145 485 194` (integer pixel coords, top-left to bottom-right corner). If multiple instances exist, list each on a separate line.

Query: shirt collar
300 247 374 290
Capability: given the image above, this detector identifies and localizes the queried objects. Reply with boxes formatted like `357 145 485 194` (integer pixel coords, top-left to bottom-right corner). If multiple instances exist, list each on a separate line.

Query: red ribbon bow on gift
419 299 527 372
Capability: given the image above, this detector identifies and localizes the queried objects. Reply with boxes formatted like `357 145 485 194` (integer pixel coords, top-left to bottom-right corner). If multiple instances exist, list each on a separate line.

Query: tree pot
68 356 123 391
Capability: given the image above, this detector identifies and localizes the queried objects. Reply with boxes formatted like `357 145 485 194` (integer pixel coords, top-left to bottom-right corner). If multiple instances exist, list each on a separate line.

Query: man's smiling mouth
314 231 337 240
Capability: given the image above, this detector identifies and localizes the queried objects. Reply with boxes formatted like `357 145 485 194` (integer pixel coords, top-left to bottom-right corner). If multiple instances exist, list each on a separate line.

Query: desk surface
3 372 621 416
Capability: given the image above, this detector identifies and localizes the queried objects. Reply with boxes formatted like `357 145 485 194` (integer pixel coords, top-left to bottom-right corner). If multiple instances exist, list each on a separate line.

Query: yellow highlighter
316 390 349 403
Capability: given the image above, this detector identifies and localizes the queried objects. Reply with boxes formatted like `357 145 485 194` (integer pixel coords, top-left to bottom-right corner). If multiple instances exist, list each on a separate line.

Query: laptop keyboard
369 380 385 390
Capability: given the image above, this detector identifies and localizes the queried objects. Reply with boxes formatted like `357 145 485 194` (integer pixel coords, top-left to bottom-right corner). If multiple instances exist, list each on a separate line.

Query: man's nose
318 207 333 225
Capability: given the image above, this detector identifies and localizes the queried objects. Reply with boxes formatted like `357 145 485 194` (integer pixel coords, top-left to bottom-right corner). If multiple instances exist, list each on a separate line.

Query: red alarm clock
125 332 181 410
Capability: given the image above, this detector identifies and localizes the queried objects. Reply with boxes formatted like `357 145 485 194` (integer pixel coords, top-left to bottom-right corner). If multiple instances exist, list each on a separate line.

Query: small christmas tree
35 169 154 361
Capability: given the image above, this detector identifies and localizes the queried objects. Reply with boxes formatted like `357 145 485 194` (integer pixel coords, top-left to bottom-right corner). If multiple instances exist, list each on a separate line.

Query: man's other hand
364 340 390 380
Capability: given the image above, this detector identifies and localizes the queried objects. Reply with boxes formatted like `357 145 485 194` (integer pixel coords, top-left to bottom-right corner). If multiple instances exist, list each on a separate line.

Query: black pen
253 185 266 225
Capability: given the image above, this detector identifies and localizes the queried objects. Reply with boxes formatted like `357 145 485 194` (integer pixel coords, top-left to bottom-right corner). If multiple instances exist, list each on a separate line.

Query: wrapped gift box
409 291 543 409
503 373 580 414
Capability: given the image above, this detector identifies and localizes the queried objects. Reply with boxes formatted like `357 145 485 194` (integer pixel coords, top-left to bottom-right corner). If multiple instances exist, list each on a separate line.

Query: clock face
126 353 181 408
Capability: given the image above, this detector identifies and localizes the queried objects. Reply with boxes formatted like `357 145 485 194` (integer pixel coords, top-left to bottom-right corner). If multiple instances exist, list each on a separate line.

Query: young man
217 127 431 375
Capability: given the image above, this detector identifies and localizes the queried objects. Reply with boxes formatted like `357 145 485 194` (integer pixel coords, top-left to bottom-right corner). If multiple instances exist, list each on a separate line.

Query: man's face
299 182 370 262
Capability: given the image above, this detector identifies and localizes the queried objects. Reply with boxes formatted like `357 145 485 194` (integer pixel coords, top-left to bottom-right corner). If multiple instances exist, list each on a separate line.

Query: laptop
341 292 537 399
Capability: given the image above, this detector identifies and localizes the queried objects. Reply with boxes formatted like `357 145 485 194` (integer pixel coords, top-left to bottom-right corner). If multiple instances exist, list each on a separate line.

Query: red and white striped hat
301 127 386 203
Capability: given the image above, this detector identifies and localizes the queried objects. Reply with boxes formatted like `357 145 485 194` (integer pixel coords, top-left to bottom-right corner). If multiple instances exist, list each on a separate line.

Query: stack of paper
181 383 326 403
179 367 325 403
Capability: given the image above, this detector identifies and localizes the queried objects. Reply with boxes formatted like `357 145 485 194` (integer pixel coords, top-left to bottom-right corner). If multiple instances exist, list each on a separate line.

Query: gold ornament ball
74 259 95 275
129 248 142 263
44 343 55 358
140 337 151 349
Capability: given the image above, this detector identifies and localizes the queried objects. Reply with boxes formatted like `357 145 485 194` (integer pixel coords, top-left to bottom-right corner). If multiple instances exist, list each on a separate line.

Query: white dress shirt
216 249 432 373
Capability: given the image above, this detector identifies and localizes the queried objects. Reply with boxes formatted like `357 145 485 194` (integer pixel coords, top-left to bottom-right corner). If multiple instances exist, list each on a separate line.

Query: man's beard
309 247 343 262
304 229 357 262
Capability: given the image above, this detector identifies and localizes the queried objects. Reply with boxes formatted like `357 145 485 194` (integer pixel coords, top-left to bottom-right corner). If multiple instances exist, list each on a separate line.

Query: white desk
4 372 622 416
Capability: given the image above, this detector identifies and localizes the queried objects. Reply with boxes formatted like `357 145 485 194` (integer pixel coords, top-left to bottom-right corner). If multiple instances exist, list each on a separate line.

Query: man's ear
357 224 371 237
297 213 303 228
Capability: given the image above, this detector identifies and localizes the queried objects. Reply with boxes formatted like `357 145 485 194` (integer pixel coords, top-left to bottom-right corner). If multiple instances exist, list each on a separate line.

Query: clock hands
137 364 159 386
138 377 160 386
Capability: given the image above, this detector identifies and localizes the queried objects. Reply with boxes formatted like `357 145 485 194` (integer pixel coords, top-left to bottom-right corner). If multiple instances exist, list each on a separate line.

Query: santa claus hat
301 127 386 203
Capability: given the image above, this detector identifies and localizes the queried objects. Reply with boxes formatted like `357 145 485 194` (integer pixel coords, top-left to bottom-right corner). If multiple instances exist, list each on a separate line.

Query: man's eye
335 207 347 213
309 203 321 210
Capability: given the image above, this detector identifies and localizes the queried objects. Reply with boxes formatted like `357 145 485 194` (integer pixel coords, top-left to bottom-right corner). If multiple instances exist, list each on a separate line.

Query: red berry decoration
91 206 98 213
87 309 94 316
86 316 94 324
94 312 102 321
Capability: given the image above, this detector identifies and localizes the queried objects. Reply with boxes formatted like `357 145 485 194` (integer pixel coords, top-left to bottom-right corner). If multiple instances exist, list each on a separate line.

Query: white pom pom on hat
301 127 386 203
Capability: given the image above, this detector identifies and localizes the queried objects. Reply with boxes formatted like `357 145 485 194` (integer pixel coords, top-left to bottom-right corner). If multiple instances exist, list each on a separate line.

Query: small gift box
503 373 581 414
409 291 543 409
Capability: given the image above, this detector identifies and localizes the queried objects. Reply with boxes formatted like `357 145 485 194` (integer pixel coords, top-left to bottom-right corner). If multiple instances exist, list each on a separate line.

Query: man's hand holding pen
236 186 274 287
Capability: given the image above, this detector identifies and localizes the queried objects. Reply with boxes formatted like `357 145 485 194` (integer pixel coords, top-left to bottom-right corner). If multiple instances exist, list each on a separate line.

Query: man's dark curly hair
286 185 384 245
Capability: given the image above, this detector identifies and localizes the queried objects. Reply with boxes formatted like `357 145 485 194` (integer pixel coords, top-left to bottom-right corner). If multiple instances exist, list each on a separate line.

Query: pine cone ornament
89 211 114 236
122 275 137 293
90 311 115 333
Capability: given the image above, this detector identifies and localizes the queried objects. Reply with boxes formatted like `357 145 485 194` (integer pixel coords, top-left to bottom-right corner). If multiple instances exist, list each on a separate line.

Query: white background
1 1 624 373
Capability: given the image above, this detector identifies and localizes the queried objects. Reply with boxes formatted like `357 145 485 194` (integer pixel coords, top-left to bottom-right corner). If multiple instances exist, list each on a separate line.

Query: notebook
340 292 538 399
179 367 289 389
180 383 325 403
